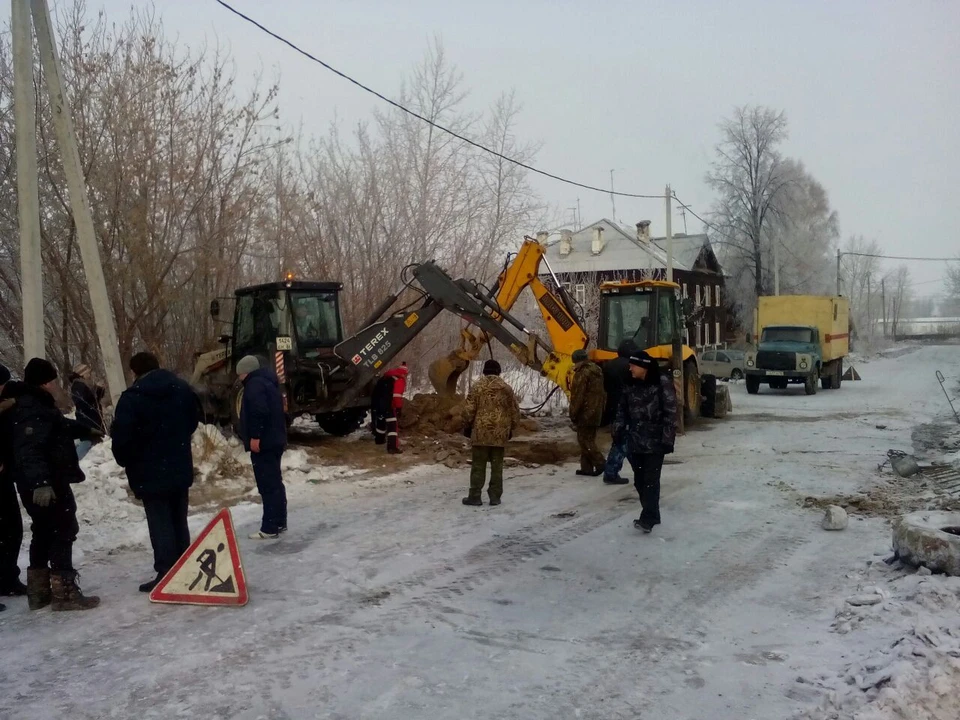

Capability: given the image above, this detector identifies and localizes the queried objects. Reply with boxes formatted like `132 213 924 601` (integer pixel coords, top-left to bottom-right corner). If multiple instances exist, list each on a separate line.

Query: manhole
943 527 960 536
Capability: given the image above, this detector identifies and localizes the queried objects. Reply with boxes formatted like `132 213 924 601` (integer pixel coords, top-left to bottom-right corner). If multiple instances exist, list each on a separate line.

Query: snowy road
1 346 958 720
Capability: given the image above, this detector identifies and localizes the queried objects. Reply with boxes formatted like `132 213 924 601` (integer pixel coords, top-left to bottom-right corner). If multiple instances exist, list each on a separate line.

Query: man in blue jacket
236 356 287 539
111 352 201 592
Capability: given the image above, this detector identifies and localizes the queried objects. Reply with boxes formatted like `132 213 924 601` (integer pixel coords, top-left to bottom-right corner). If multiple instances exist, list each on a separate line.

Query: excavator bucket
429 353 470 396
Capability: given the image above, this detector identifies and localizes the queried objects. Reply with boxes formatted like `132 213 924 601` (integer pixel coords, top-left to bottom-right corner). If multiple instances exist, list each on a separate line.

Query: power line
842 251 958 262
213 0 665 200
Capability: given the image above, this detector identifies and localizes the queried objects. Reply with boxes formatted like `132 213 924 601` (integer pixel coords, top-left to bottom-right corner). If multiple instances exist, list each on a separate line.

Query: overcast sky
92 0 959 292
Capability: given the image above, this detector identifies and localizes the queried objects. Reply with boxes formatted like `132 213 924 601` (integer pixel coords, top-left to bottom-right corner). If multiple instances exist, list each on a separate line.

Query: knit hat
572 349 589 364
628 352 657 370
129 352 160 378
236 355 260 376
0 364 10 386
24 358 58 386
482 359 502 376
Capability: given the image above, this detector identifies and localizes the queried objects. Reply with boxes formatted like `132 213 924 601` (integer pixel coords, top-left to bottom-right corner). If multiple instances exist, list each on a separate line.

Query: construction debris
822 505 849 531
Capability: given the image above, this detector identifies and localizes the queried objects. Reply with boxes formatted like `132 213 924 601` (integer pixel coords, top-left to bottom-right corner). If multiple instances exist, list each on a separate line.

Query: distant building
541 218 730 348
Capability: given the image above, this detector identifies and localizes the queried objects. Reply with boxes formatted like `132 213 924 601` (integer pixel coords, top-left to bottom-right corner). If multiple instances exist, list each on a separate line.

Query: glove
33 486 56 508
90 429 105 444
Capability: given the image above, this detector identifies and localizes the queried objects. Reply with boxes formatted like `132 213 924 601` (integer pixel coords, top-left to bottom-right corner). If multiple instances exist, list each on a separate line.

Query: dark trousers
18 485 78 571
141 489 191 577
469 446 505 502
576 426 606 472
0 479 23 588
373 409 399 452
604 436 628 478
251 451 287 534
628 453 665 526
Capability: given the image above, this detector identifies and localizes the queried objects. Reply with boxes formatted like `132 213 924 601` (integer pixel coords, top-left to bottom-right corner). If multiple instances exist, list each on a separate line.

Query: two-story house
542 218 730 349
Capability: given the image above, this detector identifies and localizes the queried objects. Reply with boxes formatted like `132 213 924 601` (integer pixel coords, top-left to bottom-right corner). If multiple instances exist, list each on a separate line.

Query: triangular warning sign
150 508 248 606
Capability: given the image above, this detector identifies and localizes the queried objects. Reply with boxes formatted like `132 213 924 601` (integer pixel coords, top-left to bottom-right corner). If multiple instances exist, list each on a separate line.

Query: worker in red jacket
382 363 408 454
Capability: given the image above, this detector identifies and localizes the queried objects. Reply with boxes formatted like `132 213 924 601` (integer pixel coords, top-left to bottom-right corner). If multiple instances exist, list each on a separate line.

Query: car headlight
799 360 808 370
747 359 754 367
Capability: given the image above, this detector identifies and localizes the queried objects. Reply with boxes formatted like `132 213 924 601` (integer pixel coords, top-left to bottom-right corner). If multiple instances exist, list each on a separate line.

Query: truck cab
745 325 822 395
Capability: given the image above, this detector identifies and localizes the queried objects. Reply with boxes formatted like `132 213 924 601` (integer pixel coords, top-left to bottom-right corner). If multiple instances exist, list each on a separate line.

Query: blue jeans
75 440 93 461
604 436 628 479
251 451 287 534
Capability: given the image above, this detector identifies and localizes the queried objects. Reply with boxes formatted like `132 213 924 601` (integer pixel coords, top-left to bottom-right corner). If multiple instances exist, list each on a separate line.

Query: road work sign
150 508 248 606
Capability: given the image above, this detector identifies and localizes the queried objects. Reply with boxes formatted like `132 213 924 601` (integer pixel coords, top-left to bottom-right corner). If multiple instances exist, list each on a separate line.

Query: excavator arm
427 236 588 395
331 261 563 410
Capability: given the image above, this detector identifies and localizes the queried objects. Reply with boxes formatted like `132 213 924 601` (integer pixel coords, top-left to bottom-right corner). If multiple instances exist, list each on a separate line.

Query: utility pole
774 240 781 296
881 277 887 338
867 272 872 337
666 184 683 434
836 249 842 296
576 198 582 230
13 0 43 361
30 0 126 403
609 169 616 222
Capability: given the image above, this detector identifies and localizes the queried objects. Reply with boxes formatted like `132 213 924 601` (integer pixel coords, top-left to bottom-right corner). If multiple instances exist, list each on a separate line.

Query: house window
696 323 702 347
716 322 721 344
715 285 721 308
574 284 586 306
696 285 702 306
682 284 689 299
705 285 712 307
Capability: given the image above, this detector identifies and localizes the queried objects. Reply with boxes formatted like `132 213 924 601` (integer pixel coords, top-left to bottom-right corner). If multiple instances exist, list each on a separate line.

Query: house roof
543 219 686 275
650 233 720 274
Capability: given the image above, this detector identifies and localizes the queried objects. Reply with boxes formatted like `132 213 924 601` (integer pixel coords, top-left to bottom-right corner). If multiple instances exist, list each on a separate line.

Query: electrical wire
520 385 560 414
212 0 666 200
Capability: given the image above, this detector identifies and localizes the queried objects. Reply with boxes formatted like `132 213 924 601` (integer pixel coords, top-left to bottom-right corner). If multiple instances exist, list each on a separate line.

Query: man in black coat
111 352 201 592
0 364 26 607
236 355 287 539
8 358 101 611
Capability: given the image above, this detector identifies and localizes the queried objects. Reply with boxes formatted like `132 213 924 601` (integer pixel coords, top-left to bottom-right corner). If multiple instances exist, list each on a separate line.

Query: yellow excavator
428 237 721 420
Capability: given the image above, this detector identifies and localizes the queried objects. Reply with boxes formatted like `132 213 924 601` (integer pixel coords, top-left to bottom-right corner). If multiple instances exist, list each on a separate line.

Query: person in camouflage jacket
612 352 678 533
460 360 520 507
569 349 607 476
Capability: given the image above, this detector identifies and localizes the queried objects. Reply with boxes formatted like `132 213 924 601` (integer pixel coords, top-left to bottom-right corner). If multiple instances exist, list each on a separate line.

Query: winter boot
27 568 52 610
633 518 653 534
50 570 100 611
138 576 162 593
0 577 28 596
462 497 483 507
603 475 630 485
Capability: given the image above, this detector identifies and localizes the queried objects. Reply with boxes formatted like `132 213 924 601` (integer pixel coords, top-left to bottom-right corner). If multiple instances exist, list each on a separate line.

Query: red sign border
149 507 248 606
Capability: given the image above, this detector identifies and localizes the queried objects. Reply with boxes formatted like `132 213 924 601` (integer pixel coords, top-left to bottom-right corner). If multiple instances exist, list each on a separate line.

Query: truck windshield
291 292 340 348
604 294 653 349
761 327 814 343
234 290 284 357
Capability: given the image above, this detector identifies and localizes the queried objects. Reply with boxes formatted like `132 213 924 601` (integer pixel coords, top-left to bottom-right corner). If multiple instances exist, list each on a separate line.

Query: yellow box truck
744 296 850 395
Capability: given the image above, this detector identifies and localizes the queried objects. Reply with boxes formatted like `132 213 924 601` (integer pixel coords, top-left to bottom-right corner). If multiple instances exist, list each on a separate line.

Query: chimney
559 229 573 257
636 220 651 244
536 230 549 246
591 227 605 255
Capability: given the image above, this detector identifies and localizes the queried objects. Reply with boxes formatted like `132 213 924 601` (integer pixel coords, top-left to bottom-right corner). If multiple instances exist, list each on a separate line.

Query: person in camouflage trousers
569 349 607 477
460 360 520 507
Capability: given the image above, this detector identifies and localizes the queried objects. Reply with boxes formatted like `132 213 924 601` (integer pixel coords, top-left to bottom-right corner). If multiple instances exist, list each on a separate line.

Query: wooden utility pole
29 0 126 403
881 277 887 338
666 184 684 434
12 0 43 361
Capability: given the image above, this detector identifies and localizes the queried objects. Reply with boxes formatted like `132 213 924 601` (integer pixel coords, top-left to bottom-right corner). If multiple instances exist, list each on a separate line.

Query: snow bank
794 571 960 720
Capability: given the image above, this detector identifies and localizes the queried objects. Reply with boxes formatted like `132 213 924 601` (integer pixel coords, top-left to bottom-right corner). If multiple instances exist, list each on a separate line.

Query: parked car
700 349 745 380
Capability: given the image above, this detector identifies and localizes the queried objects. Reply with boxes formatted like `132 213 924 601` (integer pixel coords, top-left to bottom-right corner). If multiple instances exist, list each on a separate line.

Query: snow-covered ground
1 345 959 719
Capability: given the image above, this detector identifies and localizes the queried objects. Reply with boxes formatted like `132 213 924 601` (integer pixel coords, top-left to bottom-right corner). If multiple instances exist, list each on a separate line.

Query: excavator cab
597 280 704 420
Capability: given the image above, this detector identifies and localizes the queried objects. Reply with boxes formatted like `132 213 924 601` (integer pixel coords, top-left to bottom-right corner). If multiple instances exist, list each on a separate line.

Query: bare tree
841 236 884 338
706 106 791 301
888 265 911 338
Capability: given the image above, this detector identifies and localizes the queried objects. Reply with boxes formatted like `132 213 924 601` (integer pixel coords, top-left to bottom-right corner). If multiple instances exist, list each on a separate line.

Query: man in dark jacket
0 364 26 606
111 352 201 592
371 373 401 454
601 340 639 484
236 355 287 539
569 349 607 476
70 363 106 461
8 358 101 611
612 352 678 534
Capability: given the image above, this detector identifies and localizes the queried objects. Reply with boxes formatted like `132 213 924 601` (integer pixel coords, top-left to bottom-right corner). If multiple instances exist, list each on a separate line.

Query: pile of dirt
800 486 960 518
399 393 540 437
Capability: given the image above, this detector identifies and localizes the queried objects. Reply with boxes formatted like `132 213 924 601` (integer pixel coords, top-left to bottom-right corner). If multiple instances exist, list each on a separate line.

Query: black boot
603 475 629 485
462 497 483 507
139 576 162 593
27 568 51 610
0 577 28 597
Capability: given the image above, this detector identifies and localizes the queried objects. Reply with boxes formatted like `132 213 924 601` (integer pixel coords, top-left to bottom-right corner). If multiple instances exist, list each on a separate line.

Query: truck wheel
746 376 760 395
701 375 718 418
730 368 744 380
316 409 367 437
230 385 244 435
821 371 833 390
804 368 819 395
682 359 701 425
